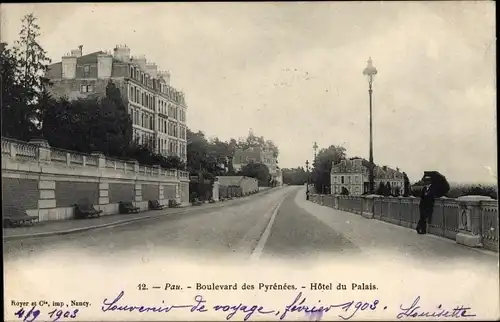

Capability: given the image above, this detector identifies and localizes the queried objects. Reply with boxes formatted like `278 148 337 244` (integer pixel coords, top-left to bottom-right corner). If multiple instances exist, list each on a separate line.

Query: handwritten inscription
101 290 381 320
100 290 476 321
10 293 476 321
13 305 79 322
397 296 476 319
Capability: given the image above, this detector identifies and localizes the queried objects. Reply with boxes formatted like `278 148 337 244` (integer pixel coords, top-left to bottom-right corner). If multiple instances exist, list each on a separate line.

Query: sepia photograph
2 1 498 321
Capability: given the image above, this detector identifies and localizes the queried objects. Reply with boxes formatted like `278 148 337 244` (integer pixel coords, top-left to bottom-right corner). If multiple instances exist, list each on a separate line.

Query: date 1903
14 305 79 322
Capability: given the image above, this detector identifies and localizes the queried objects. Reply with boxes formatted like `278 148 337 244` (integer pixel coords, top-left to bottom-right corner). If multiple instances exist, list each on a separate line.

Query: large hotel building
45 45 187 162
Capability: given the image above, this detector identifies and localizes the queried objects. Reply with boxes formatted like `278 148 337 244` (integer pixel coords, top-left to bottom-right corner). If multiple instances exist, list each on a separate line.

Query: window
86 84 93 92
80 84 87 93
341 176 345 184
83 65 90 77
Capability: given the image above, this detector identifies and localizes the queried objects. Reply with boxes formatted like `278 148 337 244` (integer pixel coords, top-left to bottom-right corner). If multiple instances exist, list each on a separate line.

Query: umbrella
423 171 450 198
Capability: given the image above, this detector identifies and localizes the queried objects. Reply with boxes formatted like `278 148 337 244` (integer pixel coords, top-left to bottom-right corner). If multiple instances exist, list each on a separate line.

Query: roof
233 148 262 164
46 51 129 79
332 158 404 179
48 51 125 68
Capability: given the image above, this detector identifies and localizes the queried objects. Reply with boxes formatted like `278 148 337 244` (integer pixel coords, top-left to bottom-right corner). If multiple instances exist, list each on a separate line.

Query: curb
3 209 188 241
4 187 282 241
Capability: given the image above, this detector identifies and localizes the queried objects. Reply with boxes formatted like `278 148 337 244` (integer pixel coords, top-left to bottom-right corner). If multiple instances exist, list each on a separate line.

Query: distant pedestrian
416 171 450 235
417 175 434 234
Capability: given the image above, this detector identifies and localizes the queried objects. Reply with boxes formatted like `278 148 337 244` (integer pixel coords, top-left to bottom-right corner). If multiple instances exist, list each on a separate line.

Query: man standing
416 171 450 235
416 175 435 234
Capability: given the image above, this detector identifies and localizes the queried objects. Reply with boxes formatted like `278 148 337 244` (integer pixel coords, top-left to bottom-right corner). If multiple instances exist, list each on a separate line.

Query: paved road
4 186 296 263
5 186 499 320
4 185 497 268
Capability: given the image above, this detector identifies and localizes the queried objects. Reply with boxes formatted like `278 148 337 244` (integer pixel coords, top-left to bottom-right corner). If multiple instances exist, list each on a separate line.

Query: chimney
146 62 158 78
132 54 147 70
70 48 82 57
61 52 77 79
97 53 113 79
158 70 170 85
113 44 131 62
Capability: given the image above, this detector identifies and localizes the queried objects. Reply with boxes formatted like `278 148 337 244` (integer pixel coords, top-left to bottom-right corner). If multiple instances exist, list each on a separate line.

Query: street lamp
363 57 378 194
313 142 318 163
305 159 310 200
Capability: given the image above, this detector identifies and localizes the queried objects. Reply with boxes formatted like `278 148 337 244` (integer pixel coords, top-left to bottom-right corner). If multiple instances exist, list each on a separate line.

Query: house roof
233 147 262 164
332 158 404 179
48 51 125 68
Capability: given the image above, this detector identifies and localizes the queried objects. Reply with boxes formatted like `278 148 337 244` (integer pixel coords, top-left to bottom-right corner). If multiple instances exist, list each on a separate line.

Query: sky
1 2 496 184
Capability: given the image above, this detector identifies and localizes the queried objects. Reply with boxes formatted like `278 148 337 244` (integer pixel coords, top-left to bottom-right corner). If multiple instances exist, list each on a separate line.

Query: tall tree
312 145 346 194
282 167 308 185
0 42 33 140
403 172 411 197
241 162 270 186
14 13 51 124
385 182 392 196
41 81 133 157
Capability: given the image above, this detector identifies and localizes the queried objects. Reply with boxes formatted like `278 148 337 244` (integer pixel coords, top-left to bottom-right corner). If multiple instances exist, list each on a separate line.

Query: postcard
2 2 498 321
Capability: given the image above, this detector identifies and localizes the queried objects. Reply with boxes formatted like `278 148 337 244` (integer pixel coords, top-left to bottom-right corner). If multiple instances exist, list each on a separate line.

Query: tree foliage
14 13 51 100
1 13 51 140
186 128 279 180
403 172 411 197
282 167 308 185
312 145 346 194
41 81 133 157
0 42 37 140
240 162 270 186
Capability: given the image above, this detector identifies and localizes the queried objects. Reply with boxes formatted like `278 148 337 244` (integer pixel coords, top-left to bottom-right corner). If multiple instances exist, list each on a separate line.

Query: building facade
45 45 187 163
330 158 405 196
232 147 283 185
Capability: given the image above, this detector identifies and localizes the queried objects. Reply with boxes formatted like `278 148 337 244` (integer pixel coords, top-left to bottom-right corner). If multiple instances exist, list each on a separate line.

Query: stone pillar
362 195 375 219
456 196 492 247
212 180 220 201
98 182 109 212
134 183 142 203
159 184 164 203
176 183 181 204
29 138 51 162
155 165 162 177
92 152 106 168
38 180 56 221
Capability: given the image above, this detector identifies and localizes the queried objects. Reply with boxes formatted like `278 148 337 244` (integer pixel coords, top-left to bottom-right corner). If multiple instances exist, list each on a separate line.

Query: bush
411 184 497 200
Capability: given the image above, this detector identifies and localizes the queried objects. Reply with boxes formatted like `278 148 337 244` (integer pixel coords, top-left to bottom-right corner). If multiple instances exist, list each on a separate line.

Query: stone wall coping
1 137 190 181
311 193 498 206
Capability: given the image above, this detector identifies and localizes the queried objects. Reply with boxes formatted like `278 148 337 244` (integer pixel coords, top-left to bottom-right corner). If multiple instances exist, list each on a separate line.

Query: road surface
4 185 497 267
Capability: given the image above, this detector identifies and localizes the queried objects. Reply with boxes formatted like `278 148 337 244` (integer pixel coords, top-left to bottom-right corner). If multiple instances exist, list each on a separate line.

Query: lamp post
313 142 318 163
363 57 378 194
305 159 310 200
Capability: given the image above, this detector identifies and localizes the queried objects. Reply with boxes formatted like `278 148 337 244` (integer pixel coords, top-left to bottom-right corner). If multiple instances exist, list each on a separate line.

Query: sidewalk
294 189 497 264
4 186 279 241
3 207 189 241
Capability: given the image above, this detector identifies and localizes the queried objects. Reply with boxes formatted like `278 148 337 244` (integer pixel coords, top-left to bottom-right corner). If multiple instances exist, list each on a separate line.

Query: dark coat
419 184 437 213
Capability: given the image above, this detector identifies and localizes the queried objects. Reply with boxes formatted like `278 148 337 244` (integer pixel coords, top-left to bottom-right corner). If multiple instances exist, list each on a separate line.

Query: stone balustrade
1 137 191 222
1 137 190 180
309 194 499 252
